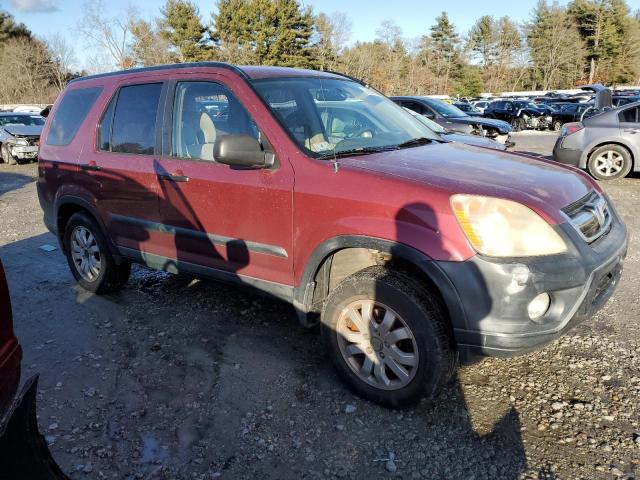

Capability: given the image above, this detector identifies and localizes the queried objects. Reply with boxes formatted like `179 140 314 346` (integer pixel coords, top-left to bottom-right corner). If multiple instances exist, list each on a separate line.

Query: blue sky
4 0 640 69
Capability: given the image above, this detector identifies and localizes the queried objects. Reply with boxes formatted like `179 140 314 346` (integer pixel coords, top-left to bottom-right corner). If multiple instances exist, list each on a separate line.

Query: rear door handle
158 173 189 182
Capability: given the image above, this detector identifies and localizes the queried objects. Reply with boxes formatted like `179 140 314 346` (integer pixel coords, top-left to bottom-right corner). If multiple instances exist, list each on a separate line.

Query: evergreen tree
159 0 212 62
213 0 316 68
421 12 462 93
0 10 31 42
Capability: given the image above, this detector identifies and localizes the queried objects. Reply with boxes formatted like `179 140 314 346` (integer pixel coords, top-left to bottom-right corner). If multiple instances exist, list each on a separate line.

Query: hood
339 142 594 223
441 132 506 150
2 125 42 137
447 116 512 133
519 107 548 116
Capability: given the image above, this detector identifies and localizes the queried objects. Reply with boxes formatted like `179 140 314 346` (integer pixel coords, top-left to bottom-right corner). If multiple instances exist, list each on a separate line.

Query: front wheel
1 144 16 165
63 212 131 294
321 266 455 407
552 120 562 131
510 117 524 132
587 144 632 181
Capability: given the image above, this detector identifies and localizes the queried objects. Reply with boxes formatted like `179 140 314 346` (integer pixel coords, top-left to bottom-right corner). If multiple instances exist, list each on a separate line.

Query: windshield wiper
316 146 396 160
394 137 438 149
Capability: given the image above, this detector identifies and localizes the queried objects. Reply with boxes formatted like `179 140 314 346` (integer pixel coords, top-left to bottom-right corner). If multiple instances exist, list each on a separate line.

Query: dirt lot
0 132 639 479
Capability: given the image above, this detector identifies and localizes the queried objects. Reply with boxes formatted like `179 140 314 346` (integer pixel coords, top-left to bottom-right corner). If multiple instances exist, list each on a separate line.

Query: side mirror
214 135 274 168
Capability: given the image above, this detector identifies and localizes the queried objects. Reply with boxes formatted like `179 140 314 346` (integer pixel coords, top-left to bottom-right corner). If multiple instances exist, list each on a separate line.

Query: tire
552 120 562 132
1 144 16 165
321 266 455 407
510 117 523 132
63 212 131 294
587 144 632 181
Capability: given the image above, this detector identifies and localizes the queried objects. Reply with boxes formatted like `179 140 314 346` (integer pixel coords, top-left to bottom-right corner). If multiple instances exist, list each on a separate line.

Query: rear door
619 105 640 144
153 75 295 286
81 81 166 255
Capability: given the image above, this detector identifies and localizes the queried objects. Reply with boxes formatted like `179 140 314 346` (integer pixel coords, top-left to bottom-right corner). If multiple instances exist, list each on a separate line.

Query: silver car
553 101 640 180
0 112 45 165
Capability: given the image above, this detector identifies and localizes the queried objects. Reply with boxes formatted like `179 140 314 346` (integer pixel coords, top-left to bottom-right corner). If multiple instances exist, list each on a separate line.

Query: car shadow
0 171 35 198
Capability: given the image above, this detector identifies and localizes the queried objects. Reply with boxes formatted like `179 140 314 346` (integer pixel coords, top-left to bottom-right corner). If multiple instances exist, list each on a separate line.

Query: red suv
37 63 628 406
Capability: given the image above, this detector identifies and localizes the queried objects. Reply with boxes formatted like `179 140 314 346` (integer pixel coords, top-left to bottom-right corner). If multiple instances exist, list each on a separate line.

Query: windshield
252 78 439 157
0 115 45 126
423 99 468 118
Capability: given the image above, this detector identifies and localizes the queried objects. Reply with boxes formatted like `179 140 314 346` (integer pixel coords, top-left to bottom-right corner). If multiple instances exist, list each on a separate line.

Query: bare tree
43 33 76 91
77 0 136 71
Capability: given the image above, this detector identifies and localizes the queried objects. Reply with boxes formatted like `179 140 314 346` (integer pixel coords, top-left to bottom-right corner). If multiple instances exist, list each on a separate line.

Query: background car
405 107 510 150
0 112 45 164
549 103 593 131
391 96 512 142
470 100 490 113
553 101 640 180
452 102 483 116
484 100 553 131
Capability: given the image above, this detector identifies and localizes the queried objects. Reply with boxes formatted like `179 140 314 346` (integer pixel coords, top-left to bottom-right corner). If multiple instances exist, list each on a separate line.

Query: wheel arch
294 235 466 335
582 140 635 170
55 196 120 260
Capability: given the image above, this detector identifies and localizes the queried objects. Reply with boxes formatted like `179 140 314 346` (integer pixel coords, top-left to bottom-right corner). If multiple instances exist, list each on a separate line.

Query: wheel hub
70 226 102 282
336 300 419 391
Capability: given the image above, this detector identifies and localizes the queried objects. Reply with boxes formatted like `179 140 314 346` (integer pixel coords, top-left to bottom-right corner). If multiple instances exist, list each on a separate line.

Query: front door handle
82 161 101 171
158 173 189 182
624 128 640 134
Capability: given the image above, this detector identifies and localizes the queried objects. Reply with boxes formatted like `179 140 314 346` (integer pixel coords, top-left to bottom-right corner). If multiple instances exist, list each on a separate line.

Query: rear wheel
510 117 524 132
63 212 130 294
321 266 454 407
587 144 632 181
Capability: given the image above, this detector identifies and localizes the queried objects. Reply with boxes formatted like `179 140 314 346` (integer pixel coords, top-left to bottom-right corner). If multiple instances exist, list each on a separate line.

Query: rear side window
103 83 163 155
619 107 639 123
46 87 102 146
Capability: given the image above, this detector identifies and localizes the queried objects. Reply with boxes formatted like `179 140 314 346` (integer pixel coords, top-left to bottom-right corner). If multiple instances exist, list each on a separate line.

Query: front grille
562 191 611 243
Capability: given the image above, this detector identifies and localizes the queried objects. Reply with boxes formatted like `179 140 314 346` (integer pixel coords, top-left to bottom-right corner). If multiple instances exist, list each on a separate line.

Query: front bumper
438 208 628 357
10 145 38 159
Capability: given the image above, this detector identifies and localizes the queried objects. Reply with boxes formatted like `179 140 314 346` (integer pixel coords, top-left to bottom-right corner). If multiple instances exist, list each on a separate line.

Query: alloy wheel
336 299 419 391
70 226 102 282
594 150 624 177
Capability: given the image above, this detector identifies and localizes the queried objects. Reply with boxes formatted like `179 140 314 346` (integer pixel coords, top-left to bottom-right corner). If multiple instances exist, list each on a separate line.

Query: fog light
528 292 550 321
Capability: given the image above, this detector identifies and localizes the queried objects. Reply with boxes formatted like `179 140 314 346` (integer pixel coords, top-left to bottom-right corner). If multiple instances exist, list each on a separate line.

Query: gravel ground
0 132 639 479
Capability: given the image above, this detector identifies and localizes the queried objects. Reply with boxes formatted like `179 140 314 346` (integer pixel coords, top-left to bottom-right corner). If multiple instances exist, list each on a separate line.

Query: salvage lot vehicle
452 102 483 116
483 100 553 131
553 101 640 181
549 103 593 131
38 63 627 406
0 258 68 478
390 95 512 143
0 112 45 164
405 107 510 150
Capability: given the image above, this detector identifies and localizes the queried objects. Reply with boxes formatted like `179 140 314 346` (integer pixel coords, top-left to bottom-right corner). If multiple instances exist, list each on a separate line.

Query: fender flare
54 195 120 259
293 235 467 329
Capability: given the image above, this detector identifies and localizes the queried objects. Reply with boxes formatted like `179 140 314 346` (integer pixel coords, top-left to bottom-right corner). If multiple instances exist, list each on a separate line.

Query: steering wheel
346 127 374 139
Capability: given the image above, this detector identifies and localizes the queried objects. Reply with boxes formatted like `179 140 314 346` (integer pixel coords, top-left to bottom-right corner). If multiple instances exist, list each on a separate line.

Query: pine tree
0 10 31 42
159 0 212 62
213 0 317 68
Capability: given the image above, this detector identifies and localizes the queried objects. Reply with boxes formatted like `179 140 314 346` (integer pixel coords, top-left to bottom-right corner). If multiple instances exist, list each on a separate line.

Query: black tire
1 144 16 165
587 144 633 181
63 212 131 294
321 266 455 407
552 120 562 132
510 117 523 132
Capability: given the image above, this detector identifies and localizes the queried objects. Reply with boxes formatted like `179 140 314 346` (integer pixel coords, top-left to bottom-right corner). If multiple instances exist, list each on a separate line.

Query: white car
470 100 490 113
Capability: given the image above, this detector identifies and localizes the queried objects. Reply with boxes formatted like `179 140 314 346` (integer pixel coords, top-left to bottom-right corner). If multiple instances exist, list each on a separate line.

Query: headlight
451 195 567 257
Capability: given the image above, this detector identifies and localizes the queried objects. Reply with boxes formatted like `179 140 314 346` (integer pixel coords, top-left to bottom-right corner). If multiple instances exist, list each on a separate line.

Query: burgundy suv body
37 63 628 405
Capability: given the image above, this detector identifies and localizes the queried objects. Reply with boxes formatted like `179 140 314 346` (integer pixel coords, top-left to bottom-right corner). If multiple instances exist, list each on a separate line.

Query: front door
154 79 294 286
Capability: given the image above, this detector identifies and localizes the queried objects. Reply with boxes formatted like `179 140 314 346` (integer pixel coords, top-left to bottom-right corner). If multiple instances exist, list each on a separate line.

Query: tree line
0 0 639 103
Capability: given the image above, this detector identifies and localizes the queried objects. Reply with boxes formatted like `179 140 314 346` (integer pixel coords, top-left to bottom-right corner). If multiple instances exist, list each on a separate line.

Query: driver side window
172 81 258 161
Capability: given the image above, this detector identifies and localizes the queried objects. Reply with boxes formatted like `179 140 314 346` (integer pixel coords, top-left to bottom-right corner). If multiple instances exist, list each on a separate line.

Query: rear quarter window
46 86 102 146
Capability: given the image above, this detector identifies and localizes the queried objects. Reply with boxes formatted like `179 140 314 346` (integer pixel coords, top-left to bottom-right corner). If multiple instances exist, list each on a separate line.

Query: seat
181 110 217 160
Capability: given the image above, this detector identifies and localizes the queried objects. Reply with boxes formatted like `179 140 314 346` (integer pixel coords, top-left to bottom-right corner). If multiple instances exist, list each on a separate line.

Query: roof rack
69 62 249 84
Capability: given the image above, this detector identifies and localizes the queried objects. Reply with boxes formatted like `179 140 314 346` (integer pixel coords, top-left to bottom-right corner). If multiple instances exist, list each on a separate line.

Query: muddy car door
153 76 294 287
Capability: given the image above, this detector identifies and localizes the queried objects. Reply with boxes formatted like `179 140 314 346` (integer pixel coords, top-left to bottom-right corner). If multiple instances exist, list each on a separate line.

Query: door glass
619 107 638 123
111 83 162 155
172 82 259 161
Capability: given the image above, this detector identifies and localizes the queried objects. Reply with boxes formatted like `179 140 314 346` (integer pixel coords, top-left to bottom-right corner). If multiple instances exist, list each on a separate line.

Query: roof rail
69 62 249 84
